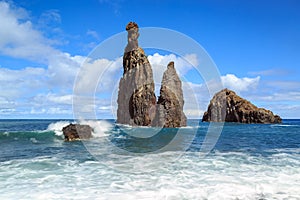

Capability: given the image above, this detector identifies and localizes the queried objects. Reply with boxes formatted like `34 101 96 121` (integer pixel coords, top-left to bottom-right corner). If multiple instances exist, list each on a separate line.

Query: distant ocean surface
0 119 299 200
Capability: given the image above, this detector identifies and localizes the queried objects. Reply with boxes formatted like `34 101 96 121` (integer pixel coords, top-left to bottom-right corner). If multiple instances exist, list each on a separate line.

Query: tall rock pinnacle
117 22 187 127
117 22 156 126
154 62 187 127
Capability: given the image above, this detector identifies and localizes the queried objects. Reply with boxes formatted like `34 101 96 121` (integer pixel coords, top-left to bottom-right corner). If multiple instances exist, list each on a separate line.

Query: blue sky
0 0 300 119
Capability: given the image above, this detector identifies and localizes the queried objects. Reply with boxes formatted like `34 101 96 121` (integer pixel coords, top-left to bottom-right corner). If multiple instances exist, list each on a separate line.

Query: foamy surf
271 124 299 127
46 121 73 136
1 151 299 200
79 120 114 137
46 120 113 138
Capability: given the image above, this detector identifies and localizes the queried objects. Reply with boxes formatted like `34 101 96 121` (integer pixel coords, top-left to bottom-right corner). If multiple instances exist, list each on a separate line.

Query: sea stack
117 22 187 127
154 62 187 127
117 22 157 126
202 88 282 123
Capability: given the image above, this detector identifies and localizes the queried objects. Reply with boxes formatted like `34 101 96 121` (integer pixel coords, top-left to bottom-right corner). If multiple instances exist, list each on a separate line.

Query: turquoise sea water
0 119 299 199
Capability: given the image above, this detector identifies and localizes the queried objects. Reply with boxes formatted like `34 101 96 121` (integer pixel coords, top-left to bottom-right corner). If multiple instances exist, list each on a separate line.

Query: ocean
0 119 299 200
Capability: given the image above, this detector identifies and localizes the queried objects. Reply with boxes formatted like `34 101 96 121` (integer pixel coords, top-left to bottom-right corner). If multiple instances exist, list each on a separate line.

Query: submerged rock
117 22 157 126
154 62 187 127
202 89 282 123
62 124 93 141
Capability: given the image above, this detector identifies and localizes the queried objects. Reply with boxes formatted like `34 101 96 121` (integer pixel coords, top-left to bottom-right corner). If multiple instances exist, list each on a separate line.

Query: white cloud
221 74 260 93
0 108 16 114
33 93 73 105
74 56 122 95
251 92 300 102
0 1 82 89
0 2 205 118
248 68 290 76
38 9 61 26
74 53 202 118
0 67 47 99
183 53 199 67
47 53 81 88
148 53 198 84
265 80 300 90
0 1 62 63
180 74 264 118
86 30 100 40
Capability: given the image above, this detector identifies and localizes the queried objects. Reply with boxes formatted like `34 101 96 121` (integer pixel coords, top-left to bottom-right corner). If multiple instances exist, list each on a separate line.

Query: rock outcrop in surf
62 124 93 141
202 88 282 124
117 22 186 127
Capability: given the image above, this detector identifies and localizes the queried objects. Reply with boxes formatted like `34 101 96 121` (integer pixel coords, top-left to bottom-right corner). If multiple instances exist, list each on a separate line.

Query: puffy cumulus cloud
0 1 85 118
0 54 81 101
74 53 201 118
74 56 122 95
47 53 81 88
32 93 73 105
0 67 47 99
180 74 262 118
148 53 198 84
0 97 16 111
0 1 82 90
221 74 260 93
0 1 61 63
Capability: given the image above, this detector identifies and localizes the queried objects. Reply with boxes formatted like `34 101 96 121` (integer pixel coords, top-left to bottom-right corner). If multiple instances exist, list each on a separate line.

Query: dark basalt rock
154 62 187 127
117 22 186 127
62 124 93 141
202 88 282 124
117 22 156 126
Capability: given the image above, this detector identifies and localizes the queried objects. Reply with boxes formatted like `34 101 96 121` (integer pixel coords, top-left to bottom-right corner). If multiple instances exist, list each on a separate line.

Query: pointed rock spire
117 22 187 127
117 22 156 126
154 62 187 127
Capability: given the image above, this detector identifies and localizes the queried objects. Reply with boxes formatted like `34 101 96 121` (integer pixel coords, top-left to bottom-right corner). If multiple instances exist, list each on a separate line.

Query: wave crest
46 120 113 138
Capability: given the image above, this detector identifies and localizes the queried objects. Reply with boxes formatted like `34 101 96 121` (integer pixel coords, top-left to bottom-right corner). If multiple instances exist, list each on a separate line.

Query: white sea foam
29 137 38 144
79 120 114 138
46 121 72 136
2 131 10 136
271 124 299 127
46 120 113 138
1 150 299 200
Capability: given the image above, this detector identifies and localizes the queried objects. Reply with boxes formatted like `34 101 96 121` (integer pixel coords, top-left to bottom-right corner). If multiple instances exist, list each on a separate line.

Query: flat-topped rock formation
202 89 282 124
117 22 186 127
154 62 187 127
117 22 157 126
62 124 93 141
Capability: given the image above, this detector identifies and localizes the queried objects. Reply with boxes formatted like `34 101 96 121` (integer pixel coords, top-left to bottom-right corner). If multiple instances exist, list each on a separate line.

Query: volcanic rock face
117 22 186 127
62 124 93 141
117 22 157 126
202 89 282 123
154 62 187 127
